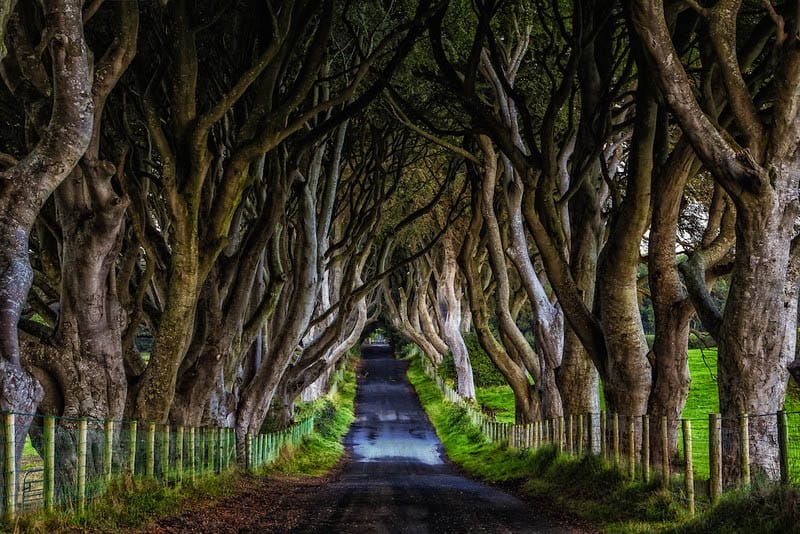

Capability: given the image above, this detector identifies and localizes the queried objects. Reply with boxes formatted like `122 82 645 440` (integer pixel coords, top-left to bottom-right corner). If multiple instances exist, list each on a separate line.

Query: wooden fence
421 358 800 514
0 364 348 522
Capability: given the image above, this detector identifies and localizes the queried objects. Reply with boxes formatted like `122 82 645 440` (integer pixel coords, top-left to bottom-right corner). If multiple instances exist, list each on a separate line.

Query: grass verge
260 363 357 476
406 353 682 532
409 350 800 533
6 472 243 533
5 360 358 533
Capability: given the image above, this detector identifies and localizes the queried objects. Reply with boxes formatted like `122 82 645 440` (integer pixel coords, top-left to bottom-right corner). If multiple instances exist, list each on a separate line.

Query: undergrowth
260 364 357 476
407 350 800 533
5 472 240 533
4 360 358 533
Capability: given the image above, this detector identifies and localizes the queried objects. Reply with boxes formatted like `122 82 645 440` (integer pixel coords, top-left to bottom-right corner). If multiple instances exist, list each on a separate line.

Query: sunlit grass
406 354 683 531
263 365 357 476
475 386 515 423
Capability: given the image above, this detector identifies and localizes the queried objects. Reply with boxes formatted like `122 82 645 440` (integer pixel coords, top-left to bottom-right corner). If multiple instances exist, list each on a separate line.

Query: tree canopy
0 0 798 488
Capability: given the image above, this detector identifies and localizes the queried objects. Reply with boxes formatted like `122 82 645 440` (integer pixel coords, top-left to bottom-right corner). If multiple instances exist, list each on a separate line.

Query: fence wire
0 363 348 521
420 359 800 514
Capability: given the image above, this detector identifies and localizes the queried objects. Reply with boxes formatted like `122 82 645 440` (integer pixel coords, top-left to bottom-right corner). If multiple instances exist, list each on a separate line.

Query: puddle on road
352 433 443 465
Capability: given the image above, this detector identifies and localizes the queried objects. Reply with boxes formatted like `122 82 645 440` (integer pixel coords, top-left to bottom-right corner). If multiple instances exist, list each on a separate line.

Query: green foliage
463 332 507 387
438 333 508 390
261 365 357 476
8 472 241 533
406 355 683 531
397 343 421 360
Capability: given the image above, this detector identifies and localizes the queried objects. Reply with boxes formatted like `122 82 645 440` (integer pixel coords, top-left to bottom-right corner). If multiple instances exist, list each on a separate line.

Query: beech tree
115 0 439 426
631 0 800 483
0 0 92 496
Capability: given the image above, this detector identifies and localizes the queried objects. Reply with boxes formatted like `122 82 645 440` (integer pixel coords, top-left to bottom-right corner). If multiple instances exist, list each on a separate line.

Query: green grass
261 365 357 476
406 354 684 531
8 471 242 533
417 344 800 532
664 484 800 533
471 347 800 482
475 386 515 423
5 362 358 533
679 348 800 481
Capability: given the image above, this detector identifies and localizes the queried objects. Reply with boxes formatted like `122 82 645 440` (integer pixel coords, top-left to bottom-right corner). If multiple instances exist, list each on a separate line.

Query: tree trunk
460 161 540 423
717 193 799 484
647 140 704 468
0 0 92 505
234 180 319 458
630 0 800 484
436 236 476 400
557 194 601 415
594 80 656 423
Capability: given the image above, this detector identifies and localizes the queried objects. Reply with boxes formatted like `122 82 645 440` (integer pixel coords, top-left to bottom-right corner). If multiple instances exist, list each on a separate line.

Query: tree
0 0 92 501
631 0 800 483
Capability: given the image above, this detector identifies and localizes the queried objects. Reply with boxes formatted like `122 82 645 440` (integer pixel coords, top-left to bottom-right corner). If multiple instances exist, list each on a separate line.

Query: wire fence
421 358 800 514
0 364 348 522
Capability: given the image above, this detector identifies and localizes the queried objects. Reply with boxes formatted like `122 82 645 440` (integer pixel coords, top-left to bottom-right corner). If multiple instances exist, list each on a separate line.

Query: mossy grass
408 347 800 533
260 364 357 476
5 471 242 533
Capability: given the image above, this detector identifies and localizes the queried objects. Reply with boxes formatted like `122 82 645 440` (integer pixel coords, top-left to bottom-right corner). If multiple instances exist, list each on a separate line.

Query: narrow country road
151 344 588 533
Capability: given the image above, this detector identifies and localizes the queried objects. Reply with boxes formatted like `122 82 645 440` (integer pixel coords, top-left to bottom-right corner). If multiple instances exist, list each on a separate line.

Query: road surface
151 344 587 533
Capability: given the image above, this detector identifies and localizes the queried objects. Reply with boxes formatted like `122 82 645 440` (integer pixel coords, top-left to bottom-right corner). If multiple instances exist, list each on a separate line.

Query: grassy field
473 348 800 481
413 349 800 532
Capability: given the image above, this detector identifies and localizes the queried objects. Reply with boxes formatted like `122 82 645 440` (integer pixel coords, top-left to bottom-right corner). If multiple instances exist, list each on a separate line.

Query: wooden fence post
661 416 669 490
177 426 184 483
189 426 196 481
559 416 565 453
739 413 750 487
200 427 207 473
567 415 574 455
600 411 607 460
577 414 584 456
612 413 620 467
778 410 789 485
161 424 170 480
104 419 114 484
220 428 227 471
77 418 88 511
129 421 137 475
628 416 636 480
3 413 16 521
642 415 650 483
209 428 216 473
709 413 722 503
587 413 594 455
147 422 156 478
683 419 695 515
246 434 253 472
43 416 55 511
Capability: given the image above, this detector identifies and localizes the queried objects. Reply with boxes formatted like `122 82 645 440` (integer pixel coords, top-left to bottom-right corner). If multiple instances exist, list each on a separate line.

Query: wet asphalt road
290 343 568 533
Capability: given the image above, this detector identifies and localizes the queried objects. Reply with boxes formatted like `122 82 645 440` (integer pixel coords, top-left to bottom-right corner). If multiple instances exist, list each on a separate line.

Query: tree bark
435 235 476 400
647 139 701 467
0 0 92 503
631 0 800 483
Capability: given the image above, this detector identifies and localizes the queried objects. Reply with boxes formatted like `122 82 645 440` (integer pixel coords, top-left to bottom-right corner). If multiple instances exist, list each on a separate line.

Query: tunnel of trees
0 0 798 492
